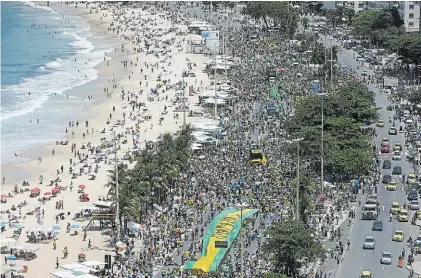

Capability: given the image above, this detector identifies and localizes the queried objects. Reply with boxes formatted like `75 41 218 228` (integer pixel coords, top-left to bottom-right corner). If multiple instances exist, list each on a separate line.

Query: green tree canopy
351 8 421 64
107 125 194 225
242 1 298 36
264 220 326 277
284 81 377 182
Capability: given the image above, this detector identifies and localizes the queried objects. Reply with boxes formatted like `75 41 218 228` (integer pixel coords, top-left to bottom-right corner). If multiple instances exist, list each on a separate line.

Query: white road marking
360 265 363 269
382 205 385 211
363 252 366 258
368 229 371 235
382 265 385 271
387 241 390 246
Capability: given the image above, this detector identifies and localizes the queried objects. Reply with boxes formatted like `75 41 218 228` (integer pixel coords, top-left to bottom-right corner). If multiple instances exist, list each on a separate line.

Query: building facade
398 1 420 32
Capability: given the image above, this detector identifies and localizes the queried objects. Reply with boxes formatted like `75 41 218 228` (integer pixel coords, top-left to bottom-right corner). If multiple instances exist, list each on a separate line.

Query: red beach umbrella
44 192 51 196
52 188 60 194
1 194 7 199
31 188 41 193
78 184 85 189
54 186 61 191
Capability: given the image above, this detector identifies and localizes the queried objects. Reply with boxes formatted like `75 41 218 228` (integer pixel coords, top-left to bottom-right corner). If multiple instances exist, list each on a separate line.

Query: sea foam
1 27 105 121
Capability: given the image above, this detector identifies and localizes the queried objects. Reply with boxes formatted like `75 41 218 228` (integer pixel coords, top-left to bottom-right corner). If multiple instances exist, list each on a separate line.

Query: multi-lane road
321 35 417 278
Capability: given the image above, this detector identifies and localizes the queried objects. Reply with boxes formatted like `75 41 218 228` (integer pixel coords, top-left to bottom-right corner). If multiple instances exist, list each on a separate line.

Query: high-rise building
398 1 420 32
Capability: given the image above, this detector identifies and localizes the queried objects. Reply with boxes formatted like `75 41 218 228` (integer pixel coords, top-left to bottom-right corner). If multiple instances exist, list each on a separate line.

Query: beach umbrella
7 255 16 261
52 188 60 194
1 194 7 199
44 192 51 196
52 225 61 230
71 224 80 229
31 188 41 193
0 221 9 226
54 186 61 191
14 225 24 229
78 184 86 189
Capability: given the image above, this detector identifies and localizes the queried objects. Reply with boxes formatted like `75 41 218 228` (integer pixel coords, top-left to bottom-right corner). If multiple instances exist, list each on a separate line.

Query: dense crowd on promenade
97 3 421 278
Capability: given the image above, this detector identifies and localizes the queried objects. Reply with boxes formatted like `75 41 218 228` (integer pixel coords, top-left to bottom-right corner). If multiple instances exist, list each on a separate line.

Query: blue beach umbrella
14 225 24 229
71 224 80 229
0 221 8 226
7 255 16 261
52 225 61 230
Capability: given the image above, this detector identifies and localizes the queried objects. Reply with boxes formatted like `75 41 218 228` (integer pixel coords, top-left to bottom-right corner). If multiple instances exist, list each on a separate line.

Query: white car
392 151 401 160
363 236 376 249
380 251 392 264
410 200 420 210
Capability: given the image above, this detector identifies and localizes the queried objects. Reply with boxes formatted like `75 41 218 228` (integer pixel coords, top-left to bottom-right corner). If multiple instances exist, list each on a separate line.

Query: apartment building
398 1 420 32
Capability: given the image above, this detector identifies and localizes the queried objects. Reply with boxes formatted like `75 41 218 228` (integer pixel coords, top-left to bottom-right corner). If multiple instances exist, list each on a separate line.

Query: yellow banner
190 209 255 272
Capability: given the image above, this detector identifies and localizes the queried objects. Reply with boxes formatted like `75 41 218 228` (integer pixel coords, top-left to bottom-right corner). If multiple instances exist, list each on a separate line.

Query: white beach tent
204 98 227 105
68 275 98 278
127 221 141 230
190 119 219 129
80 260 107 268
191 143 203 150
51 270 74 278
60 263 98 274
0 238 16 245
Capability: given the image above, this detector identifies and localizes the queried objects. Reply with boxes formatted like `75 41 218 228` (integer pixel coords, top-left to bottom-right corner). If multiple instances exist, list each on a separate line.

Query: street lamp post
318 92 327 195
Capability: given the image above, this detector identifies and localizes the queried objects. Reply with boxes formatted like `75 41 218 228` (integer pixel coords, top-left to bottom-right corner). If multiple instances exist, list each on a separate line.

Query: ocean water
1 1 113 164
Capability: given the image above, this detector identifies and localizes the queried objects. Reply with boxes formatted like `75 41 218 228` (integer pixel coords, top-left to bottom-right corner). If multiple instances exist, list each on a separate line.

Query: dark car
382 174 392 184
392 166 402 175
382 160 392 169
408 189 418 201
372 220 383 231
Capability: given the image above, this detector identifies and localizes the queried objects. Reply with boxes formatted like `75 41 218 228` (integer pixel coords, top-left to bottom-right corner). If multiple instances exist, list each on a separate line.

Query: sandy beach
1 2 211 277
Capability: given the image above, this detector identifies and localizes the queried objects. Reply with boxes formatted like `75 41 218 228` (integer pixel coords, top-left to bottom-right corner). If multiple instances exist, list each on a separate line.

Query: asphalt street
320 35 418 278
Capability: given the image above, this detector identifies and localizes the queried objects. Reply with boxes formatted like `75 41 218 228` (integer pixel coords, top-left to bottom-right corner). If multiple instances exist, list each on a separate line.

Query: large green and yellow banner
184 208 258 272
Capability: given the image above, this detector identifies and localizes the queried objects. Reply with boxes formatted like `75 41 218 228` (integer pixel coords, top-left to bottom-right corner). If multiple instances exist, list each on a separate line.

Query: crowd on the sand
3 2 420 278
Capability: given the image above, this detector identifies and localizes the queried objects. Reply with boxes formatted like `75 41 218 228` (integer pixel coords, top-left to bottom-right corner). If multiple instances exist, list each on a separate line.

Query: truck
362 203 378 220
383 76 398 89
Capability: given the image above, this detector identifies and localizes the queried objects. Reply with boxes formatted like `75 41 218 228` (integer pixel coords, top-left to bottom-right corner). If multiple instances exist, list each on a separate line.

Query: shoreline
0 3 212 276
1 2 131 185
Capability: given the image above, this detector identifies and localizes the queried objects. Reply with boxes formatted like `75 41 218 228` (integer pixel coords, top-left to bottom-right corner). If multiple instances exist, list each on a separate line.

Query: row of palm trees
107 125 194 225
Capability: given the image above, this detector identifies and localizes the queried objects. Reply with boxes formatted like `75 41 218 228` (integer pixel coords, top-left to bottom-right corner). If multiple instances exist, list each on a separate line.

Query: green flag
269 86 280 99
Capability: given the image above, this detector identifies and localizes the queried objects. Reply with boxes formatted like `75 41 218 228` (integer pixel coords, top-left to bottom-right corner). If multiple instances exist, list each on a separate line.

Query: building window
409 13 414 19
409 4 414 9
409 22 414 27
359 2 364 7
